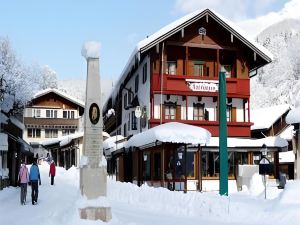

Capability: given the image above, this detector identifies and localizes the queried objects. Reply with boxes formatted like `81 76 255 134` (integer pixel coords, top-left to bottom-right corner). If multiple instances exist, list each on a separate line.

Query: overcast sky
0 0 298 81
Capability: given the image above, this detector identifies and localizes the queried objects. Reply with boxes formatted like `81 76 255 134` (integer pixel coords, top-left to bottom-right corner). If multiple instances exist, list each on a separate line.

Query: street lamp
260 143 267 157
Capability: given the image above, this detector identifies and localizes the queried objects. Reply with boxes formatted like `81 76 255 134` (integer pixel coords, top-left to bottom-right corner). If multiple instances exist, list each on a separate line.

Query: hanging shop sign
186 79 219 92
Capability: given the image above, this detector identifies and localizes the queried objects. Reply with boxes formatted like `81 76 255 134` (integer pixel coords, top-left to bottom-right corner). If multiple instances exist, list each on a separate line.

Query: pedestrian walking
18 160 29 205
49 160 56 185
29 159 41 205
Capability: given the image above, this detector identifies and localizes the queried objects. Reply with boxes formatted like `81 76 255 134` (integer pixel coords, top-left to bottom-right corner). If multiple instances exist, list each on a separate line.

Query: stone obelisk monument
79 41 111 222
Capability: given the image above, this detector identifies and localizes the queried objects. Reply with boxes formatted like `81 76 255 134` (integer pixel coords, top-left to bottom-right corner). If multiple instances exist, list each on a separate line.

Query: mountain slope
251 19 300 108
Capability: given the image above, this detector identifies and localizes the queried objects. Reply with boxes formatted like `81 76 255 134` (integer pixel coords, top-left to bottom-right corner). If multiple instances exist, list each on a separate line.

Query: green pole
219 70 228 196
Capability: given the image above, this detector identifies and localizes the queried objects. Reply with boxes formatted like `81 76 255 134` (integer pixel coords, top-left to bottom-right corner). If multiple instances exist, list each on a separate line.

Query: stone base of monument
79 206 112 221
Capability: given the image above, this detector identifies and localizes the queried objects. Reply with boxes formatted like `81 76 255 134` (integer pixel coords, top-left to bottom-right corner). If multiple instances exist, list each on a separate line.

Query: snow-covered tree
251 19 300 108
0 37 58 117
38 65 58 90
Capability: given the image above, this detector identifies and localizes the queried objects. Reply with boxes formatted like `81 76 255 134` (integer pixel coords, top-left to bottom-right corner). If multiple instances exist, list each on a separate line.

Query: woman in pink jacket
18 160 29 205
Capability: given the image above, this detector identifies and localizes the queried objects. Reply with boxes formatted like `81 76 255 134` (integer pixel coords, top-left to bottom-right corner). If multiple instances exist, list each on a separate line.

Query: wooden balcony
24 117 79 127
151 73 250 97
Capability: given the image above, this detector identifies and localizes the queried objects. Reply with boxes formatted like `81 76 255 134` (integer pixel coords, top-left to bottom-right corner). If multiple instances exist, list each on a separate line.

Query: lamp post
260 143 268 199
219 66 228 196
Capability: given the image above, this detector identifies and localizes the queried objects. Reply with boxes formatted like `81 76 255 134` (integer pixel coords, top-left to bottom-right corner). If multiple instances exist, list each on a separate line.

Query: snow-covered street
1 162 300 225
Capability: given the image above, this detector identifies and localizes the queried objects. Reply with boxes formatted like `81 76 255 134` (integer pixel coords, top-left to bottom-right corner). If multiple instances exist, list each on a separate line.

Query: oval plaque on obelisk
89 103 100 125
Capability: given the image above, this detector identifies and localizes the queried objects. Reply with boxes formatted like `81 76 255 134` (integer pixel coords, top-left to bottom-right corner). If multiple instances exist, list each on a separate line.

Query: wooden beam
166 41 238 51
185 46 189 76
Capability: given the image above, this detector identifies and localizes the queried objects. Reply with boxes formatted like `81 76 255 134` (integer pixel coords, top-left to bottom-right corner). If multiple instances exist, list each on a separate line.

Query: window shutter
232 107 237 122
205 109 209 121
161 105 165 120
176 105 181 120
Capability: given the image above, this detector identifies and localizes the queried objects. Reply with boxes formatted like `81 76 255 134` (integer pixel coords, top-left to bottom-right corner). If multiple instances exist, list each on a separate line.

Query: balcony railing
152 73 250 96
24 117 79 127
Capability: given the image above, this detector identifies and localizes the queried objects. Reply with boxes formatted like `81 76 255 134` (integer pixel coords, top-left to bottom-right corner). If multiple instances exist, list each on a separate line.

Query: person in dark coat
49 160 56 185
29 159 41 205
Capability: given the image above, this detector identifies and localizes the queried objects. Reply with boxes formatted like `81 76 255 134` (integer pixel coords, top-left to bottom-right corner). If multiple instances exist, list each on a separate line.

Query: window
186 151 196 178
36 109 41 118
202 152 220 177
143 152 151 180
142 63 147 84
46 110 51 118
193 103 205 120
131 111 137 130
63 110 75 119
123 123 127 137
226 105 232 122
194 61 205 76
165 105 176 120
124 93 128 109
62 129 75 136
128 115 130 131
46 109 57 118
45 129 58 138
27 128 41 138
175 146 185 179
135 74 139 93
28 128 33 138
166 61 176 75
36 129 41 138
222 65 232 78
63 111 67 118
128 89 132 105
153 152 161 180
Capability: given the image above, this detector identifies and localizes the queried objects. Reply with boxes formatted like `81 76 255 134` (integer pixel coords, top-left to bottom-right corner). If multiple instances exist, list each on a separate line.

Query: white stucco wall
154 95 246 122
121 56 151 136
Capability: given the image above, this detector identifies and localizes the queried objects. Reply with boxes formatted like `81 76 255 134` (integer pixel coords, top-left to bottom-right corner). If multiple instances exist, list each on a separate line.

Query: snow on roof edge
251 104 291 130
125 122 211 148
286 106 300 124
33 88 85 108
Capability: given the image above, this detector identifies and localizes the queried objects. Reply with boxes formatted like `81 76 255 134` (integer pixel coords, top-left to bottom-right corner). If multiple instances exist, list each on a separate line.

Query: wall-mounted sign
89 103 100 125
186 79 218 92
198 27 206 36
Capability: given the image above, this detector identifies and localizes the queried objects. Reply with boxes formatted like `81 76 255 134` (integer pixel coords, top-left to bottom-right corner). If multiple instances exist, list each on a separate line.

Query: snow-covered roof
109 8 273 103
59 132 84 147
138 9 273 61
17 137 33 153
286 106 300 124
103 135 126 155
251 104 290 130
279 151 295 163
103 131 110 138
279 125 294 141
40 132 84 147
103 135 126 150
33 88 85 108
206 136 288 148
125 122 211 148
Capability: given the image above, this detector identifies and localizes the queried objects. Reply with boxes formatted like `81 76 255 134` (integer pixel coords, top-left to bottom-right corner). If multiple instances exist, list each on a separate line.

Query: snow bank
2 160 300 225
278 180 300 205
81 41 100 59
